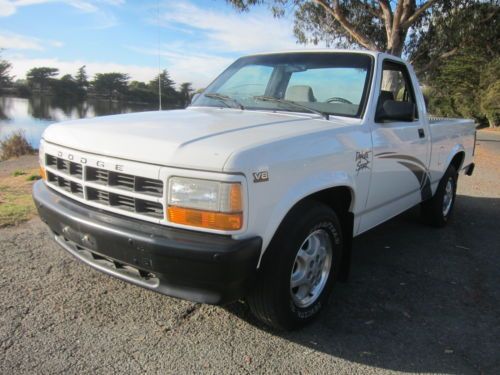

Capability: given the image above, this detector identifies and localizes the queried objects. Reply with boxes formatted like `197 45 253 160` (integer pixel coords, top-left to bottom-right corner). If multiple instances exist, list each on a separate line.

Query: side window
379 61 419 119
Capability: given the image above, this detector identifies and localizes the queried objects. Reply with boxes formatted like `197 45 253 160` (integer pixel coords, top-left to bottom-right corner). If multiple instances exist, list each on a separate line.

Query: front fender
259 170 356 259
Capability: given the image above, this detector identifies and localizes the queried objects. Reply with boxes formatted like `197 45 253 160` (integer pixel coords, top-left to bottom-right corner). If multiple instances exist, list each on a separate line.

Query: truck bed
428 116 474 126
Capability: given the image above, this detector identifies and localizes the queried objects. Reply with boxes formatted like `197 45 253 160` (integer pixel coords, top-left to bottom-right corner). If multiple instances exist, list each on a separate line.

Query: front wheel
247 201 343 330
421 164 458 227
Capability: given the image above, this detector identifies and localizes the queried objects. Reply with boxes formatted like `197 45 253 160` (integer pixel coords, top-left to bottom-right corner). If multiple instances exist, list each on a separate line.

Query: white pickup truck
33 50 475 330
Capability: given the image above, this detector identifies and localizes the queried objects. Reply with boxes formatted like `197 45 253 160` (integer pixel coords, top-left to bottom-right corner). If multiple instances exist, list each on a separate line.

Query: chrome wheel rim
442 177 454 216
290 229 333 308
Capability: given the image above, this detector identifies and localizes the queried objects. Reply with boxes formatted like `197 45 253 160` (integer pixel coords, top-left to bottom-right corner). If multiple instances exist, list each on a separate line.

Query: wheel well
307 186 354 282
308 186 353 215
450 151 465 171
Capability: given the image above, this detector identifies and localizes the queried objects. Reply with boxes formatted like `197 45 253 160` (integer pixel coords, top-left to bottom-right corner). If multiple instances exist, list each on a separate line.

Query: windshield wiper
204 93 245 110
253 95 329 120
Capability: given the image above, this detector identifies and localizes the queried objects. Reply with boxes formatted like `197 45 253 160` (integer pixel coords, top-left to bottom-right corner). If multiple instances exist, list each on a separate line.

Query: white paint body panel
41 51 476 258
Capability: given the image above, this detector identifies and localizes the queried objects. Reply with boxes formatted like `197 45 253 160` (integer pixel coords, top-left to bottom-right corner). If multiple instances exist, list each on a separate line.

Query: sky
0 0 308 88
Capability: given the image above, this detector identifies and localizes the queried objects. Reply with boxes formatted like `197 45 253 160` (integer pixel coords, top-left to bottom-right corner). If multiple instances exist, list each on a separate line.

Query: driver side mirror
376 99 415 122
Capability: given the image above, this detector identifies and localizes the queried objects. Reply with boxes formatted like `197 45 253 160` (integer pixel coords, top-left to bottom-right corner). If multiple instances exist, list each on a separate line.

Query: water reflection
0 96 157 148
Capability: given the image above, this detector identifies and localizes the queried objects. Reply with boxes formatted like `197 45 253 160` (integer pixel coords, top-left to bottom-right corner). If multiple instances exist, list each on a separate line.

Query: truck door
360 59 431 232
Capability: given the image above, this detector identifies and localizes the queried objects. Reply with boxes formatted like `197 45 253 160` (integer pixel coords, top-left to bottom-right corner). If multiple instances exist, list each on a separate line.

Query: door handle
418 128 425 138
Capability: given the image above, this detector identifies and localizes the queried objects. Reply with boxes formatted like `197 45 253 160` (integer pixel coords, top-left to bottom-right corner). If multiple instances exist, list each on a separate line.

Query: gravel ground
0 154 38 178
0 140 499 374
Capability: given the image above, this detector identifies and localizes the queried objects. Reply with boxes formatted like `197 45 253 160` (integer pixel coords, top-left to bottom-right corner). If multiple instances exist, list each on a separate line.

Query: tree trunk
381 71 400 94
387 36 405 56
314 0 437 57
488 117 497 128
386 26 407 57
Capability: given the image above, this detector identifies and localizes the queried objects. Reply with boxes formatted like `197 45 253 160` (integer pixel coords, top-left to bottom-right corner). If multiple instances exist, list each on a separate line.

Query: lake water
0 96 158 149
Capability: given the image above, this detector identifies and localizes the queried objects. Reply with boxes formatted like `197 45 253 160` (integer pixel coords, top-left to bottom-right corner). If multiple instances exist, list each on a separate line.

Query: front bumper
33 181 262 304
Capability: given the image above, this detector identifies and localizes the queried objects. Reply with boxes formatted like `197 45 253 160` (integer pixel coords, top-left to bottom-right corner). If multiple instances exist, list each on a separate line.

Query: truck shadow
225 194 500 373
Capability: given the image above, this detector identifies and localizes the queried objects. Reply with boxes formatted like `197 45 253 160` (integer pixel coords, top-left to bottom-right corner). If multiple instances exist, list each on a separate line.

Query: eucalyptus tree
227 0 463 56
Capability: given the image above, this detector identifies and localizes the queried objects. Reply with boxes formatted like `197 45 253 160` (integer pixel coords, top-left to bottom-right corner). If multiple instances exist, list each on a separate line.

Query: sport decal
375 152 432 201
355 150 371 173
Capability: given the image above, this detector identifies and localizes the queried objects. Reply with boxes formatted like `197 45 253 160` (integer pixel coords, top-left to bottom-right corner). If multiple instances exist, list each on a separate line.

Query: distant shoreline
0 92 181 108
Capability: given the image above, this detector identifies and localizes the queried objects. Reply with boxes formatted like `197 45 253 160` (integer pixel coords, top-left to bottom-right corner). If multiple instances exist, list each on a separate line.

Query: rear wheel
247 200 343 330
421 164 458 227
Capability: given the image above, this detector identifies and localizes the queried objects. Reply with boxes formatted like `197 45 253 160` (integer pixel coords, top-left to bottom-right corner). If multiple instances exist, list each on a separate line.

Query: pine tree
75 65 89 91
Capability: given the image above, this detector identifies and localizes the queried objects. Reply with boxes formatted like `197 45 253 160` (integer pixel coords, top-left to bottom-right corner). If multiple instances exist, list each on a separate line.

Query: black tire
247 200 343 330
421 164 458 227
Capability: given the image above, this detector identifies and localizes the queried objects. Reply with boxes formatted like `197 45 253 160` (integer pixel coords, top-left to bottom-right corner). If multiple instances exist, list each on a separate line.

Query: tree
128 80 157 103
179 82 194 107
92 72 129 98
149 70 176 95
480 58 500 128
26 67 59 91
426 50 483 119
129 81 148 90
50 74 85 99
75 65 89 91
227 0 445 56
411 2 499 127
149 69 178 107
409 1 499 79
0 53 13 89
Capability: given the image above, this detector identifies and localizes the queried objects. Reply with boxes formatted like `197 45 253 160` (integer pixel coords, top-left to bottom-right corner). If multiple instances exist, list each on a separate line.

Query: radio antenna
157 0 162 111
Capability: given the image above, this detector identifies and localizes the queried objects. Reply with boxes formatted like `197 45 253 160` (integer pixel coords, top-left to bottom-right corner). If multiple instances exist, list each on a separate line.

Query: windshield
192 52 373 118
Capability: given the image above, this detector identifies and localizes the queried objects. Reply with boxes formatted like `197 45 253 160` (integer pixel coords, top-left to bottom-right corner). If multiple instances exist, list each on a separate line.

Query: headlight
167 177 243 230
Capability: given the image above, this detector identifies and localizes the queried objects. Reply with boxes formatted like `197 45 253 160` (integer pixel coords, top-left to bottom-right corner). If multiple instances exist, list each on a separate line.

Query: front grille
71 163 83 178
85 166 163 197
110 193 136 211
136 177 163 196
86 167 109 185
110 172 135 190
87 187 110 205
86 187 163 218
136 200 163 217
47 172 84 197
45 153 164 220
46 154 82 178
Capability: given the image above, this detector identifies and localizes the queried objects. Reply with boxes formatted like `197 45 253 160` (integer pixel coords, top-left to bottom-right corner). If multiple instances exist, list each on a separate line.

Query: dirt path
0 146 499 374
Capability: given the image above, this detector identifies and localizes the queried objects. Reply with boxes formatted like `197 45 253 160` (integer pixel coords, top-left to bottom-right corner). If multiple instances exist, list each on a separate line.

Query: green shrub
0 131 34 161
26 174 41 181
12 170 26 176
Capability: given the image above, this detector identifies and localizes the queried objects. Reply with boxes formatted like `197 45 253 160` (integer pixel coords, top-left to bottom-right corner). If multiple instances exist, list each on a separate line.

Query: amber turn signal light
39 166 47 181
167 206 242 231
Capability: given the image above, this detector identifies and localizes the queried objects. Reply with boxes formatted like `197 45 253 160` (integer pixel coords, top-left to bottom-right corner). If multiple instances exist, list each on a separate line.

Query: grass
0 167 39 227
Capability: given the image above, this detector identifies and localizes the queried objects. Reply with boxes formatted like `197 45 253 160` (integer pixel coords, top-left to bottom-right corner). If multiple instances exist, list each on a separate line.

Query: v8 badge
253 170 269 183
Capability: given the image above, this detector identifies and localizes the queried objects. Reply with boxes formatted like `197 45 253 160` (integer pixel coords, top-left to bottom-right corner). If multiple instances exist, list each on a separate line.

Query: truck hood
43 107 352 171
